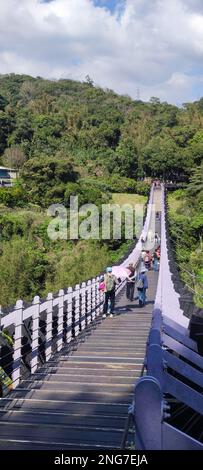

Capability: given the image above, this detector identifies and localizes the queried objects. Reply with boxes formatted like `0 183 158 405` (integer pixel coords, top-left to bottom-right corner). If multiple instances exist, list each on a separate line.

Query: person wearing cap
103 267 118 318
137 267 148 307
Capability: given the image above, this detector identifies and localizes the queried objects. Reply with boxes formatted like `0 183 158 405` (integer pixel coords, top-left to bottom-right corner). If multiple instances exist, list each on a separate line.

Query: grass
167 192 185 214
112 193 147 206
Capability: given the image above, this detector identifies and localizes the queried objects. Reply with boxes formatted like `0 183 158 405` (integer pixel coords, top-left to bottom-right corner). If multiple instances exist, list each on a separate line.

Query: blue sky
0 0 203 104
93 0 119 12
44 0 120 10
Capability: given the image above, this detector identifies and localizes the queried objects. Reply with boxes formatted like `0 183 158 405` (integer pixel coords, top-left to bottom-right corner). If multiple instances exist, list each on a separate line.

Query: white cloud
0 0 203 103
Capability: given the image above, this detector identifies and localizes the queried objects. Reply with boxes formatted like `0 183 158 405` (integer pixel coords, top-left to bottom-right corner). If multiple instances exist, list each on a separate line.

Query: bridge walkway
0 276 158 450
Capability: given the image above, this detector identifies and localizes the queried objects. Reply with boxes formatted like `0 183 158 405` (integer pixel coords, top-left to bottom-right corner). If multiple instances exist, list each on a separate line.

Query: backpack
98 281 105 291
137 277 144 289
105 274 115 292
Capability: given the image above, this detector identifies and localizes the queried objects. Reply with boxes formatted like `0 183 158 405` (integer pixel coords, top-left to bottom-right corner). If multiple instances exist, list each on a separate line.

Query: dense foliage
0 74 202 306
167 163 203 308
1 74 203 183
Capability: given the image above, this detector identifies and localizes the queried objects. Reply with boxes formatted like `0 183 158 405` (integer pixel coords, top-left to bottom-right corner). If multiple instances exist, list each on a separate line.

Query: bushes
45 241 110 293
21 156 78 205
168 189 203 308
107 176 137 193
135 181 151 196
0 238 48 306
64 181 108 208
79 176 150 196
44 184 66 206
0 185 26 207
0 213 34 240
44 238 134 295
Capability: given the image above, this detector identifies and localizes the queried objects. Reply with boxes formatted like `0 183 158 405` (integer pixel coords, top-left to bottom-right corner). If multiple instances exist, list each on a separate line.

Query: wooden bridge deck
0 271 158 450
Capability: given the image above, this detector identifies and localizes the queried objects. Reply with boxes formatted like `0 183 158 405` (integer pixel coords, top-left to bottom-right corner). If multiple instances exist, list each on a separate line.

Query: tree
186 162 203 196
21 156 78 205
19 80 36 105
84 75 94 87
0 111 10 154
168 125 197 147
3 146 26 169
29 114 65 157
150 97 161 105
7 108 33 155
188 130 203 165
142 135 192 180
108 136 139 178
0 94 7 111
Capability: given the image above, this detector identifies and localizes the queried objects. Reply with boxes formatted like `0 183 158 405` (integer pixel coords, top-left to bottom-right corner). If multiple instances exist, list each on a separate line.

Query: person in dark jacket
137 268 148 307
152 250 159 271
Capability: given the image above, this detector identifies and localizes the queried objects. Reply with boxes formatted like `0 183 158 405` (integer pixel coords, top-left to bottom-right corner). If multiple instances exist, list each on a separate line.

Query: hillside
1 74 203 183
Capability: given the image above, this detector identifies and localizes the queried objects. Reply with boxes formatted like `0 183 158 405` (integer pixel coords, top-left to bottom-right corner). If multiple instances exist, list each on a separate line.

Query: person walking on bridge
144 250 152 270
137 267 148 307
103 267 119 318
126 263 137 301
152 250 159 271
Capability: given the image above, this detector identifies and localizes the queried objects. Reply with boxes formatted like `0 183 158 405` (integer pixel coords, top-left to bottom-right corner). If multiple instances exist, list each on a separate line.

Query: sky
0 0 203 104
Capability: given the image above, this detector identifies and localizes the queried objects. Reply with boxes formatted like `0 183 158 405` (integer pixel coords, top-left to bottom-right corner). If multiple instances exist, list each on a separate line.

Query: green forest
168 165 203 308
0 74 202 307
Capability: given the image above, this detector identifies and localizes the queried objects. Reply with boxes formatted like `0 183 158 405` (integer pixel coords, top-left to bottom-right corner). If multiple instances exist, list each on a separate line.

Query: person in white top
126 263 137 301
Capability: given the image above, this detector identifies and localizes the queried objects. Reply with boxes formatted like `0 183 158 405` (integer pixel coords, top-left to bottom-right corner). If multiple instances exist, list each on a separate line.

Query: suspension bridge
0 184 202 450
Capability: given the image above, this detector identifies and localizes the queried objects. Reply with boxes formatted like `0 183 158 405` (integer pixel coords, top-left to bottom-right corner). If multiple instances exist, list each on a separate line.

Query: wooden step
0 421 126 447
10 388 133 404
0 409 127 429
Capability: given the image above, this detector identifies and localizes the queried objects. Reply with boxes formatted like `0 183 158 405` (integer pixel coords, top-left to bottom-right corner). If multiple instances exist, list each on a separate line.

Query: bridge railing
121 182 155 269
0 276 129 390
134 184 203 450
